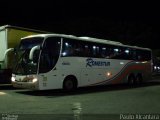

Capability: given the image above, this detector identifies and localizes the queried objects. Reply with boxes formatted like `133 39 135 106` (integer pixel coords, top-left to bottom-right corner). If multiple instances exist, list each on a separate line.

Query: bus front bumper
12 81 38 90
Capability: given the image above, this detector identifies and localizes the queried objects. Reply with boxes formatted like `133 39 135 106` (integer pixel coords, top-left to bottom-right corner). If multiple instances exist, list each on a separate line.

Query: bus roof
22 33 151 51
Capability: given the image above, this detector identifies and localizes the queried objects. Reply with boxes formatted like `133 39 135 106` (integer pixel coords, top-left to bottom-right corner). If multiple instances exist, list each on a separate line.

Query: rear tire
136 74 143 85
128 74 136 85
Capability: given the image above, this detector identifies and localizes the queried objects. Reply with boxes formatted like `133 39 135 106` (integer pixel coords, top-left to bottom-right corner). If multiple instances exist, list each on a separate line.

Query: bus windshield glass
13 37 44 75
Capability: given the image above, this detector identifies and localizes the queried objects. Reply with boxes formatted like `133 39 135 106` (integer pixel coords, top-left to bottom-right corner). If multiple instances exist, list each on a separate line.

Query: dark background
0 1 160 50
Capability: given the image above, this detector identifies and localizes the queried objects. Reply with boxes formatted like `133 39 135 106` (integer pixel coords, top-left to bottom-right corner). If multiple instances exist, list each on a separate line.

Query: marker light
120 62 124 65
106 72 112 77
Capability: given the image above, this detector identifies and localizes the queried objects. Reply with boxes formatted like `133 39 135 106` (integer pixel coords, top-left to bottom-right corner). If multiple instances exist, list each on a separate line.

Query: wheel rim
128 75 135 85
137 76 142 84
64 80 74 90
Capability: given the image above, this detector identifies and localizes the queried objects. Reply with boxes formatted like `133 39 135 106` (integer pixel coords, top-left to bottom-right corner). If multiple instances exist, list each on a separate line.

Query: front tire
63 77 77 91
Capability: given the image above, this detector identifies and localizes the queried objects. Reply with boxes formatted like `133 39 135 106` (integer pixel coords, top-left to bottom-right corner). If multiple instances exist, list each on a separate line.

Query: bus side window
62 41 72 56
75 43 83 56
107 47 114 59
62 39 81 57
101 47 107 58
136 50 142 61
92 45 100 58
84 45 90 57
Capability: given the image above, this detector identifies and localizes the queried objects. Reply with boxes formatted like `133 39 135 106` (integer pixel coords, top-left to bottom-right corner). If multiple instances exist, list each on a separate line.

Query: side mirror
29 45 40 60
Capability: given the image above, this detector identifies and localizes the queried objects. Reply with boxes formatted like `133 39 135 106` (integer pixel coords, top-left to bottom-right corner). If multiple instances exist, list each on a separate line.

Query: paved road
0 78 160 120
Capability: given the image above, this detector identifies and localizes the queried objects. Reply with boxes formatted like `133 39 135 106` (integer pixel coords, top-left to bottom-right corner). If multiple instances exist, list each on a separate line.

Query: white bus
11 34 152 90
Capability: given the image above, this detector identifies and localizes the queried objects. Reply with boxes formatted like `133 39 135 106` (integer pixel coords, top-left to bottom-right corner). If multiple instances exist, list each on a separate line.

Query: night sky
0 1 160 50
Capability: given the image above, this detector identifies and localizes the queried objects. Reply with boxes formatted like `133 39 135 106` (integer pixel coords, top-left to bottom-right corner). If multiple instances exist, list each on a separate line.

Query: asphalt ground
0 76 160 120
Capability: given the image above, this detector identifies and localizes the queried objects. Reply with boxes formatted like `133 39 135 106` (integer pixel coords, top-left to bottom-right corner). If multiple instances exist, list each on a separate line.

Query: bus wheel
128 74 136 85
63 76 77 91
136 74 143 85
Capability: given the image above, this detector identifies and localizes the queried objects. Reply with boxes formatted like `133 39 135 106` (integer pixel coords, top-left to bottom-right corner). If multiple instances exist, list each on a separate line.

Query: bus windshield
13 37 44 75
13 36 61 75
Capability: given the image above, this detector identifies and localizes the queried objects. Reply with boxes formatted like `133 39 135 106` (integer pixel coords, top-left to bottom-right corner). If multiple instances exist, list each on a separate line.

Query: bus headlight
11 76 16 82
32 78 38 83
